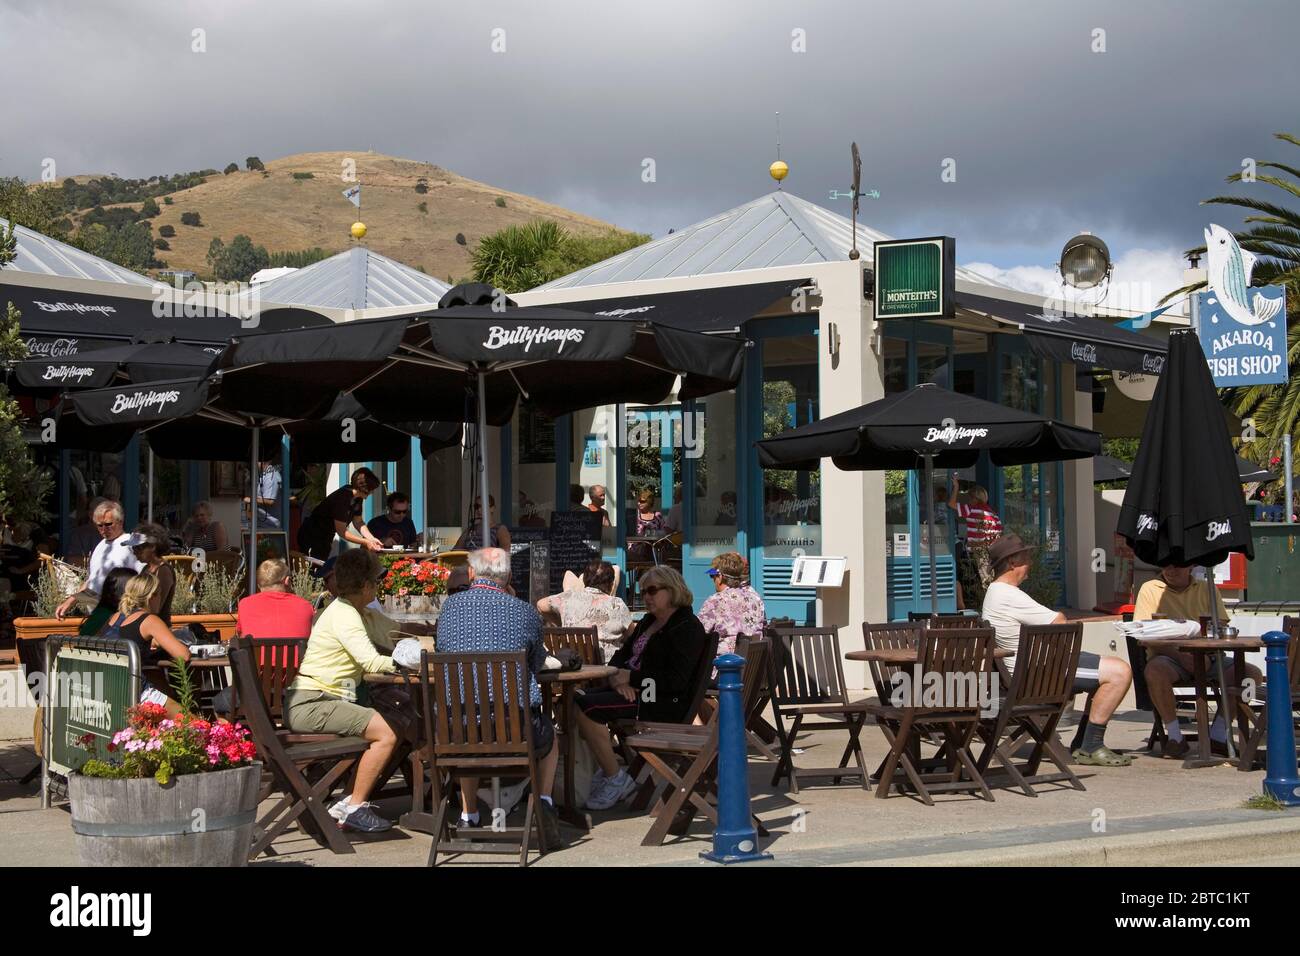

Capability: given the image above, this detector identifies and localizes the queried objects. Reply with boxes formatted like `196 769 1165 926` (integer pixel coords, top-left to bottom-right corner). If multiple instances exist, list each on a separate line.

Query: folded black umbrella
1117 329 1254 567
756 383 1101 472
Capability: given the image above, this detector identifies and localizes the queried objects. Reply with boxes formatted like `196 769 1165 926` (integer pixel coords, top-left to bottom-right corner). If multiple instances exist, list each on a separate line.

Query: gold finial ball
769 160 789 182
350 221 367 240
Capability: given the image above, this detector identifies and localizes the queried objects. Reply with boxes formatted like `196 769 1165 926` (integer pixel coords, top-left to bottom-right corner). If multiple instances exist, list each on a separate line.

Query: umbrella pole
924 454 939 616
146 450 154 523
1205 570 1236 761
249 426 259 596
477 370 489 550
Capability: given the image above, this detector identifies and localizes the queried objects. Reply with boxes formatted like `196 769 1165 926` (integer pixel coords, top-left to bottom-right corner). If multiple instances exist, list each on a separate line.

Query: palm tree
470 219 650 294
1161 132 1300 463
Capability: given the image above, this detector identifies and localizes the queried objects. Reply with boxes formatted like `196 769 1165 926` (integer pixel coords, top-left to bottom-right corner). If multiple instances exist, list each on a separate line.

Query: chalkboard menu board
518 406 556 464
507 526 549 599
547 510 603 593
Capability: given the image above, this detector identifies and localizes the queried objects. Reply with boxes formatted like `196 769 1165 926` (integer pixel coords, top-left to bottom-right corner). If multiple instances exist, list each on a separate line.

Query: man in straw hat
981 534 1133 767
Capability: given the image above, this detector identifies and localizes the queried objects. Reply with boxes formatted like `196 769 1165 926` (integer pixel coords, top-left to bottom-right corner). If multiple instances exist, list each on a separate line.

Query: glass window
423 444 464 550
689 391 737 559
761 336 820 557
513 404 558 529
572 404 620 555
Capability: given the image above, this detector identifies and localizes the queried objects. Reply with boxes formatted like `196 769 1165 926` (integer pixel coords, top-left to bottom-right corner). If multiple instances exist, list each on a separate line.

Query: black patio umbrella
213 283 748 547
8 337 221 395
757 382 1102 614
1116 330 1254 759
71 378 462 591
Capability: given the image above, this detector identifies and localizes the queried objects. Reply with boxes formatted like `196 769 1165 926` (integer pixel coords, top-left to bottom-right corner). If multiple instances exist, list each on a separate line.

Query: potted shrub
379 556 450 619
171 566 241 642
14 559 84 646
68 667 261 866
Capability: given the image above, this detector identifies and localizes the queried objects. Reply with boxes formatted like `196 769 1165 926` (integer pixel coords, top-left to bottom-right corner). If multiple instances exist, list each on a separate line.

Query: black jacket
610 605 708 723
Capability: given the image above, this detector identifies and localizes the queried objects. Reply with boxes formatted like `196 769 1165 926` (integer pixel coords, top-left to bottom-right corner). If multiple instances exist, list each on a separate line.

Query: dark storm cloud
2 0 1296 267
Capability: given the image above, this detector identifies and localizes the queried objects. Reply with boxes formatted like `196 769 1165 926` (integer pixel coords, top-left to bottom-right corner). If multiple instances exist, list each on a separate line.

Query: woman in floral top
697 552 766 660
536 560 632 661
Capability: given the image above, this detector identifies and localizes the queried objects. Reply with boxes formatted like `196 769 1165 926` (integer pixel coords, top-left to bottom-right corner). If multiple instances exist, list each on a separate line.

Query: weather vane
829 143 880 260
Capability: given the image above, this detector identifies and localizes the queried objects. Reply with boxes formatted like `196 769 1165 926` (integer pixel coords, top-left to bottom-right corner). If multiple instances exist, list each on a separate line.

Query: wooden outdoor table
846 647 1013 664
1137 636 1261 769
365 663 617 833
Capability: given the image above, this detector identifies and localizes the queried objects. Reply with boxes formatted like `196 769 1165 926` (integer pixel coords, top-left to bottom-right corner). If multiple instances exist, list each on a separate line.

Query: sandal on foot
1072 745 1132 766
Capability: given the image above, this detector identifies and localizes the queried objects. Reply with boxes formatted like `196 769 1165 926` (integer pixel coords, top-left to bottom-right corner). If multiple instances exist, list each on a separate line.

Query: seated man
1135 564 1260 759
283 548 400 834
981 534 1134 767
237 558 314 638
365 492 419 548
435 547 560 847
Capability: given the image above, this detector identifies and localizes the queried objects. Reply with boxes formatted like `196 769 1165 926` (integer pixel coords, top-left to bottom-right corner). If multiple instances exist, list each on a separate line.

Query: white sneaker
328 797 353 822
586 770 638 810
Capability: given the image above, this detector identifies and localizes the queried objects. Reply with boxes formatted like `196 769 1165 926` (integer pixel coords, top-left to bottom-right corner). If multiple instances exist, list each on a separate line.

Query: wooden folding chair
225 637 307 725
1235 617 1300 771
864 628 996 805
228 636 368 858
542 625 602 664
420 650 548 867
624 640 770 847
977 623 1087 795
435 550 470 570
767 626 871 792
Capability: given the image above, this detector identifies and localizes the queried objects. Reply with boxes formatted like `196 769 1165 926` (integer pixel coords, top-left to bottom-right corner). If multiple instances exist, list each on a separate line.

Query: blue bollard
1261 631 1300 805
701 653 772 864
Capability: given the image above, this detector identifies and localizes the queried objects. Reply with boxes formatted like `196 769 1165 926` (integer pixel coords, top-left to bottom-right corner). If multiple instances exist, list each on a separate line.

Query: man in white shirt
981 534 1133 767
245 461 282 529
55 500 145 618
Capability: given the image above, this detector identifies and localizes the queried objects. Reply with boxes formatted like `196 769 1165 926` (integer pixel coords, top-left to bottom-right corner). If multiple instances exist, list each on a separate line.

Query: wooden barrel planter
69 763 261 866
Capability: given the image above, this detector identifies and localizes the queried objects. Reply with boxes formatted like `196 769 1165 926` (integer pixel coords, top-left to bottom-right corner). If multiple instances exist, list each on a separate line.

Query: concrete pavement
3 706 1297 867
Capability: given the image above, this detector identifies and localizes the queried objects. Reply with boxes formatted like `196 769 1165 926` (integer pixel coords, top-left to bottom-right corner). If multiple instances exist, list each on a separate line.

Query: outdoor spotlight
1058 232 1112 290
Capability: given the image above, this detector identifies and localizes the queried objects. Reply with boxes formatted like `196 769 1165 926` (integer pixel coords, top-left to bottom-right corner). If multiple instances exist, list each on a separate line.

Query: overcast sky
4 0 1297 306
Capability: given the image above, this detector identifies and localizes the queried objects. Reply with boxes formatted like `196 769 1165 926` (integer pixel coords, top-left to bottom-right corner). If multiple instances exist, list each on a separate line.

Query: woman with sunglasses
127 523 177 625
574 565 707 810
698 552 765 662
454 494 511 551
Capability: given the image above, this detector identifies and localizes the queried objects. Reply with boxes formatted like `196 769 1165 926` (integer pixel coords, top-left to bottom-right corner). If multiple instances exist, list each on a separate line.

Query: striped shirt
956 502 1003 545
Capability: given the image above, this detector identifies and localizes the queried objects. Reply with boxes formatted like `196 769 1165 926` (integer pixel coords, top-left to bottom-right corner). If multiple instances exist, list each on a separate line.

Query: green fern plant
168 658 198 715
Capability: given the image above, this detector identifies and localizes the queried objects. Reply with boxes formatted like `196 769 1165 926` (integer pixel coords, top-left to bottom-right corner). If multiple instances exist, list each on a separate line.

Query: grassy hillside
61 151 623 280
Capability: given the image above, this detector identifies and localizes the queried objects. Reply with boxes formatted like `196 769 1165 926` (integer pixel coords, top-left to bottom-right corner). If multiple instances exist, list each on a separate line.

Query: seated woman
283 548 400 834
454 494 511 551
574 566 707 810
128 523 176 625
182 501 228 553
79 567 138 637
105 572 192 714
698 551 766 661
537 560 631 661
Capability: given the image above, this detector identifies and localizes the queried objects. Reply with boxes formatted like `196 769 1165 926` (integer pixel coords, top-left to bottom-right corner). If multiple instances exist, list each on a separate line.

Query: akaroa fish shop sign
1197 223 1288 387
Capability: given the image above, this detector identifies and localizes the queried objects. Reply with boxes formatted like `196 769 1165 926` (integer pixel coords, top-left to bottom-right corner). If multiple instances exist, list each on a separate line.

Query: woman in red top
947 477 1003 608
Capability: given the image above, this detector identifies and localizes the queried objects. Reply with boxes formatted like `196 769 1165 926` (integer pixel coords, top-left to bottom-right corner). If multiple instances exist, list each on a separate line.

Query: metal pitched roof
251 246 451 310
537 191 1010 290
0 217 153 285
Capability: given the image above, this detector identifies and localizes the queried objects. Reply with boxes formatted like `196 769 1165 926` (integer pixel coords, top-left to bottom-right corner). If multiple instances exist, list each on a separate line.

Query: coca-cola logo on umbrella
1070 341 1099 364
24 337 80 357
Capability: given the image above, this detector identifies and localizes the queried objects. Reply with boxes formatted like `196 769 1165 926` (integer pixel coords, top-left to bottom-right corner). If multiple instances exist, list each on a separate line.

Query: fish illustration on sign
1204 223 1284 327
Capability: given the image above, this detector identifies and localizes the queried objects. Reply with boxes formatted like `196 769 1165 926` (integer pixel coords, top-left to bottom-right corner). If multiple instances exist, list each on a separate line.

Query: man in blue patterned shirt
435 547 559 846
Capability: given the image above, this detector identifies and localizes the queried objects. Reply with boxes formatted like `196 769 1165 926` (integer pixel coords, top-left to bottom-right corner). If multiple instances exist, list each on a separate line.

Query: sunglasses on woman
642 585 665 597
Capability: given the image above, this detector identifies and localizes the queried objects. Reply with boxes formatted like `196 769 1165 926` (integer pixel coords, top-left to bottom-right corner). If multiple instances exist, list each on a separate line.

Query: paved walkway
2 709 1296 867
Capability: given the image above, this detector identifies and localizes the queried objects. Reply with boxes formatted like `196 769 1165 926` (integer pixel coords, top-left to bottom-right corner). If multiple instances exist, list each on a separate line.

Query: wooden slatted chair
861 622 923 702
977 623 1087 795
420 650 548 867
1235 617 1300 771
542 625 602 664
864 627 996 805
767 626 871 792
228 636 368 858
435 550 470 570
623 639 770 847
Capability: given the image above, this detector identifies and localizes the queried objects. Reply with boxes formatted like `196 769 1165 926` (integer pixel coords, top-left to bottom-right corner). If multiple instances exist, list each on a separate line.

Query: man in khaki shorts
285 548 399 833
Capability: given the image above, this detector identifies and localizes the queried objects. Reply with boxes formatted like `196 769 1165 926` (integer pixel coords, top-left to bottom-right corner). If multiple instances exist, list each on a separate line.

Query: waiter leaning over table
296 467 385 561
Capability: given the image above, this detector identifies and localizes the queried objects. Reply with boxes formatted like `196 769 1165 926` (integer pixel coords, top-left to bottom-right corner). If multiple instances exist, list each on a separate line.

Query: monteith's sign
873 236 956 319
